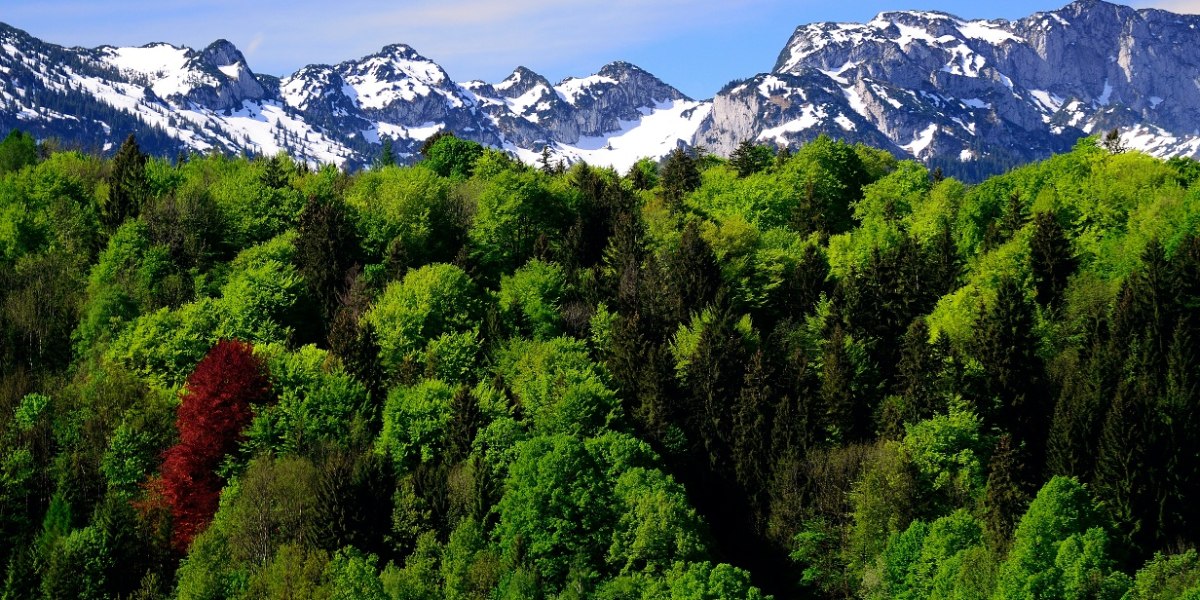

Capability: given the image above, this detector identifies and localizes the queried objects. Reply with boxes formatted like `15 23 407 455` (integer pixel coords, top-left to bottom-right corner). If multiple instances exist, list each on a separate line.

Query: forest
0 126 1199 599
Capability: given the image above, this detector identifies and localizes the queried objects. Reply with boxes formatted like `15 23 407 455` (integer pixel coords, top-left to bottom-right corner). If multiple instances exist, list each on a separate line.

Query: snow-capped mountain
697 0 1200 177
3 0 1200 177
0 22 699 171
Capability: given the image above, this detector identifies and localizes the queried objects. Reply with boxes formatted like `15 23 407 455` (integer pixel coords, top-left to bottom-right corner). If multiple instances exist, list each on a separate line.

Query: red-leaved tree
160 339 272 551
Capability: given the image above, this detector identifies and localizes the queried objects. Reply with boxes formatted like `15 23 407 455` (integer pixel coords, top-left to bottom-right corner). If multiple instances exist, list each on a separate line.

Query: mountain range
2 0 1199 179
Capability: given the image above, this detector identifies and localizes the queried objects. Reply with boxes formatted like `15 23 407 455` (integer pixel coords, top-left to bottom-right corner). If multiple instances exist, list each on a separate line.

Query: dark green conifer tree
314 448 393 558
1046 325 1117 479
1113 240 1175 377
377 136 396 168
661 221 721 324
821 325 863 443
729 140 774 177
260 154 290 189
328 271 385 401
839 236 939 394
446 386 484 464
879 317 945 438
927 219 961 296
0 129 38 174
973 277 1048 460
1028 211 1077 309
295 195 361 329
104 134 148 229
660 148 700 208
765 244 829 326
682 302 749 475
1158 324 1200 548
1094 364 1157 558
983 434 1031 553
769 347 816 468
790 179 825 237
1171 234 1200 314
999 193 1028 242
733 349 773 514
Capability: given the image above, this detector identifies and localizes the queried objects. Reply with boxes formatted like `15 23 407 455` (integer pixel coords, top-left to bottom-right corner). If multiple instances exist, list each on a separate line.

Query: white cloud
245 32 264 56
1132 0 1200 13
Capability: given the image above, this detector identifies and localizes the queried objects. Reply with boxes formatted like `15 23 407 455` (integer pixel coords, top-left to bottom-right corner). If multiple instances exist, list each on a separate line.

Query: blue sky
2 0 1191 99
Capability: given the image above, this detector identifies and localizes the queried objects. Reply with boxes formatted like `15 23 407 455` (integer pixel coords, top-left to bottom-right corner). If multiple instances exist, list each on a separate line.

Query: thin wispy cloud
315 0 767 77
244 32 264 56
1132 0 1200 12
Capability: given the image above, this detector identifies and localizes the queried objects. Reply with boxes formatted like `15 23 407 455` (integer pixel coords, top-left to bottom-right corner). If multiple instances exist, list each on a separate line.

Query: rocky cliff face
2 0 1200 176
694 0 1200 176
184 40 268 111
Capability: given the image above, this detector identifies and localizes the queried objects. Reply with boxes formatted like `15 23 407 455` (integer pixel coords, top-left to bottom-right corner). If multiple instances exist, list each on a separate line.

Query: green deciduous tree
421 133 484 179
364 263 480 374
995 476 1120 600
497 259 566 340
0 129 39 175
469 169 568 274
377 379 456 469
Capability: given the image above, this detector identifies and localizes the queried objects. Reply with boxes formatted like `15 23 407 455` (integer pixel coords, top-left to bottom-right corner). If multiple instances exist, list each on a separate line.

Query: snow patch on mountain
517 99 711 172
903 124 939 156
556 75 618 104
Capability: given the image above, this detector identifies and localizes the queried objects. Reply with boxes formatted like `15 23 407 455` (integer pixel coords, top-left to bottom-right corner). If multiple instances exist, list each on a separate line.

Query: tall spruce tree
328 270 385 402
973 277 1049 462
1046 327 1117 479
661 221 721 324
821 325 864 443
1094 363 1158 558
295 195 361 331
682 302 749 475
104 134 148 229
377 136 396 168
1029 211 1077 309
999 193 1028 242
660 148 700 208
730 140 774 177
1158 324 1200 548
880 317 945 438
733 349 774 517
1114 240 1175 371
260 154 290 189
1172 234 1200 315
983 434 1032 552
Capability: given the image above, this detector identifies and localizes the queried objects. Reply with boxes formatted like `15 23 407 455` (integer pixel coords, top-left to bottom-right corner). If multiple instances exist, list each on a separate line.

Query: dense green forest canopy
1 128 1199 599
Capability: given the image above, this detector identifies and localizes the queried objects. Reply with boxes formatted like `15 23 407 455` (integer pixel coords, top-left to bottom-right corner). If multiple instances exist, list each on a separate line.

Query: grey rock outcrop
181 40 268 111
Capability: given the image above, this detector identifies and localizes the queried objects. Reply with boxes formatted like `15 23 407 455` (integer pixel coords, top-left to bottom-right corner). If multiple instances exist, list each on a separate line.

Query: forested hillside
1 128 1198 599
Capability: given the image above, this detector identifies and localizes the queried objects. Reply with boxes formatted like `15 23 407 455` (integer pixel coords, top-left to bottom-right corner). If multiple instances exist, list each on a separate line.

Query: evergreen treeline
1 128 1199 600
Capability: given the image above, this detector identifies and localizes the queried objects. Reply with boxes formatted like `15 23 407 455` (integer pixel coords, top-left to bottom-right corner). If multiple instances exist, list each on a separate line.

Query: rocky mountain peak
347 43 451 88
198 39 245 67
495 66 553 98
597 61 643 78
377 43 425 61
